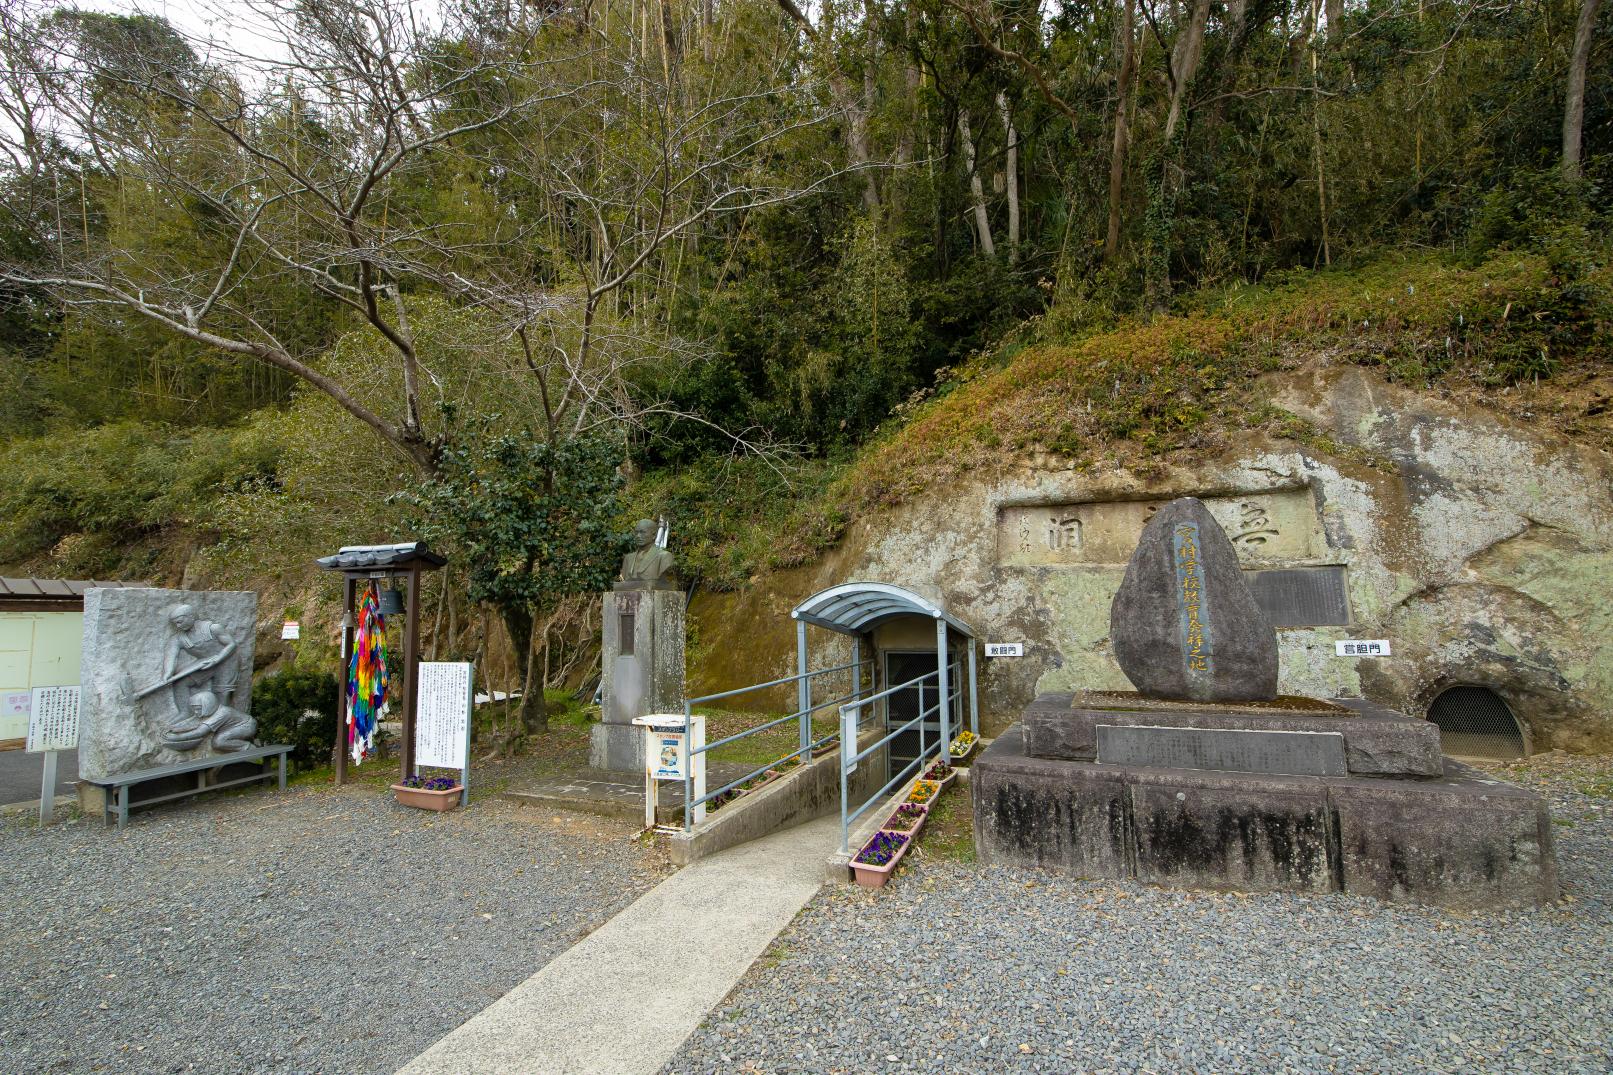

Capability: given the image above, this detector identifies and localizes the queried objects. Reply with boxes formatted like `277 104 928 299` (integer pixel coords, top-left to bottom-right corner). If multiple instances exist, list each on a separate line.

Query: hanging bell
378 586 406 618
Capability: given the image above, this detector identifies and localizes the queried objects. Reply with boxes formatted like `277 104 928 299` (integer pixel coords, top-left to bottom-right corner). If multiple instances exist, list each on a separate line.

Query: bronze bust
616 518 676 590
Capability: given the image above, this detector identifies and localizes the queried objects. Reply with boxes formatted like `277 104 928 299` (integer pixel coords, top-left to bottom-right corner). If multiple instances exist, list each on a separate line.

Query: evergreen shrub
252 668 339 770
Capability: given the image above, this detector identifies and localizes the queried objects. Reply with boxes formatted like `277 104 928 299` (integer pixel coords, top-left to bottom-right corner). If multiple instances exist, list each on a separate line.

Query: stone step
1023 692 1443 777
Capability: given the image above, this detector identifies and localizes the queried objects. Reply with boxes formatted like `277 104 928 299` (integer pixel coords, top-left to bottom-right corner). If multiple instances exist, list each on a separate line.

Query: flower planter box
392 783 463 811
851 830 911 888
906 778 941 807
922 763 957 793
949 733 979 763
881 802 929 837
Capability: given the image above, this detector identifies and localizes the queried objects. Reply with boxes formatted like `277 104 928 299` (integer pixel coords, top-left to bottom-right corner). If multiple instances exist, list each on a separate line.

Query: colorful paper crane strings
347 585 390 765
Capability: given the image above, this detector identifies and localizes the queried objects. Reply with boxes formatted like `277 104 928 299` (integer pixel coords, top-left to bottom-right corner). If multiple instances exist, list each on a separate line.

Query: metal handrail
680 659 872 831
838 665 955 852
689 683 870 759
846 665 949 708
685 660 860 707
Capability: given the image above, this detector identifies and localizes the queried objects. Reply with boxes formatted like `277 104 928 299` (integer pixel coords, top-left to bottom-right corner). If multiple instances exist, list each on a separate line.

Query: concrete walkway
396 814 837 1075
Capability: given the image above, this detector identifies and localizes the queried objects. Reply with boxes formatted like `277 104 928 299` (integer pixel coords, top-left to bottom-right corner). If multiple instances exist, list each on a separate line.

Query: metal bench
93 744 294 830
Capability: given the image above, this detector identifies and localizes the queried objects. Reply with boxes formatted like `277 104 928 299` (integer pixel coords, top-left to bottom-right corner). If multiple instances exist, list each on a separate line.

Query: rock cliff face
689 366 1613 752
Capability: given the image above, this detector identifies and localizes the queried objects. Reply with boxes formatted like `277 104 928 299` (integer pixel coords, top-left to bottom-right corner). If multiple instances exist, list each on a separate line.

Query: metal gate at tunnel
1427 684 1529 760
883 650 967 778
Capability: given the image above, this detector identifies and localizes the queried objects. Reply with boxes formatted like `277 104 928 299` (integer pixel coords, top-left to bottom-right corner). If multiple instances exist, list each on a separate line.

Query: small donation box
632 713 705 832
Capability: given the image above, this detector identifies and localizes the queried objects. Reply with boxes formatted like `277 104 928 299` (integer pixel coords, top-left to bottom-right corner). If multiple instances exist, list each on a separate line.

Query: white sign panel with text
27 686 80 753
415 662 473 770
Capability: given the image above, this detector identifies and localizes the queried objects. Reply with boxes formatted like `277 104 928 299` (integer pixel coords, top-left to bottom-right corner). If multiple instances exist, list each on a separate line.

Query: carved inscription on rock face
997 487 1325 567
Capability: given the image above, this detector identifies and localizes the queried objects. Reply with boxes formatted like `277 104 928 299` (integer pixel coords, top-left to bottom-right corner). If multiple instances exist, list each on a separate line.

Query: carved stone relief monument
996 486 1328 567
79 587 258 782
592 521 686 771
996 485 1352 631
973 496 1559 909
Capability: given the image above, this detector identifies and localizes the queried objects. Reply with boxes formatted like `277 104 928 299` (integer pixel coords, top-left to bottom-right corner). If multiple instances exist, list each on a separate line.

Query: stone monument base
974 695 1558 909
1022 692 1445 777
589 721 645 772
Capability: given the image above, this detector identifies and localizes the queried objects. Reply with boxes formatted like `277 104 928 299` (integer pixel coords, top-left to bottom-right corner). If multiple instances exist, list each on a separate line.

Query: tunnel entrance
1427 685 1528 760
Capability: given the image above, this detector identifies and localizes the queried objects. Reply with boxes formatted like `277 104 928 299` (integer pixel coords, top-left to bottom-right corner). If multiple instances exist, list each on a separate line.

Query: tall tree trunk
1149 0 1211 309
776 0 879 210
1165 0 1211 143
959 108 996 257
1106 0 1138 261
841 64 880 211
1310 0 1331 266
896 6 920 166
1564 0 1601 181
502 606 548 735
996 92 1020 263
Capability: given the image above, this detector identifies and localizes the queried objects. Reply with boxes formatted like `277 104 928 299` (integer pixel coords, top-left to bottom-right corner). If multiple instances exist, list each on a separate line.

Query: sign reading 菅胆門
985 642 1023 657
1175 524 1213 675
1336 640 1391 657
415 662 472 770
26 685 80 753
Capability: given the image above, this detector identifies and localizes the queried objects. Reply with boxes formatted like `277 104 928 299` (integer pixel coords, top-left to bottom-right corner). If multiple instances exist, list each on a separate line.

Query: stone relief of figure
129 603 243 749
163 603 239 714
161 689 256 753
617 518 676 589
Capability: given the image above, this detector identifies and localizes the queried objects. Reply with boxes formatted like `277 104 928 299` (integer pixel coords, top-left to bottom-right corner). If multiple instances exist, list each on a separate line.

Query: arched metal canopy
791 582 976 638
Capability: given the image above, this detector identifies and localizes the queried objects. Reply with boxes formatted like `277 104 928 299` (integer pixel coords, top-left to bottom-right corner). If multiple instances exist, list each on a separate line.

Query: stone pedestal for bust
79 587 258 782
590 587 686 772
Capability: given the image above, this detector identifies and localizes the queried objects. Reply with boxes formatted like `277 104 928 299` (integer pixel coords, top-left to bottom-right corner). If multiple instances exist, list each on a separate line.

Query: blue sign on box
652 732 686 780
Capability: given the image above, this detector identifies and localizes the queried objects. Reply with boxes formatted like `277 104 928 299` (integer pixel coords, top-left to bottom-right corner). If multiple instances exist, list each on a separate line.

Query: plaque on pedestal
592 587 686 771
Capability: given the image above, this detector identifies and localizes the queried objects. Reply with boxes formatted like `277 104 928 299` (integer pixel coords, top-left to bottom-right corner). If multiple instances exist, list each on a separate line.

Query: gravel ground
665 755 1613 1075
0 783 666 1074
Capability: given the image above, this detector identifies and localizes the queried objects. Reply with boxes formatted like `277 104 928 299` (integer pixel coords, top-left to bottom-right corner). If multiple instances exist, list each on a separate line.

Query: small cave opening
1427 684 1529 760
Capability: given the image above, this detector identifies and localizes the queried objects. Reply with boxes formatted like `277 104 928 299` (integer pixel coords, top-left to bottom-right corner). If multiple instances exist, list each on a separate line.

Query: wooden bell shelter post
315 542 447 785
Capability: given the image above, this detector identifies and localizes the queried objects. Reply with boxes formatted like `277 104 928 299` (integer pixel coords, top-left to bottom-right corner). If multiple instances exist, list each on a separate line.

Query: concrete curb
0 794 76 818
667 728 886 866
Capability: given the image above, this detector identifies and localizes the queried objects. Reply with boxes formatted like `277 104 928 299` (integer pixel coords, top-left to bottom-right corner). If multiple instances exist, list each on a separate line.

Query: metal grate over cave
1427 685 1528 760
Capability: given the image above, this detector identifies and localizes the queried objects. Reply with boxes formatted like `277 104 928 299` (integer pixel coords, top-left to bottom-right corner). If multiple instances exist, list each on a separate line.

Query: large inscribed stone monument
80 587 258 782
1110 497 1279 702
973 494 1559 909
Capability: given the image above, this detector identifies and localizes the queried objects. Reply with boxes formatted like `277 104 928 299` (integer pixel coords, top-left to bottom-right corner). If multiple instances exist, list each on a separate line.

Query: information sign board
1335 639 1392 657
984 642 1024 657
26 686 79 753
415 662 473 770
